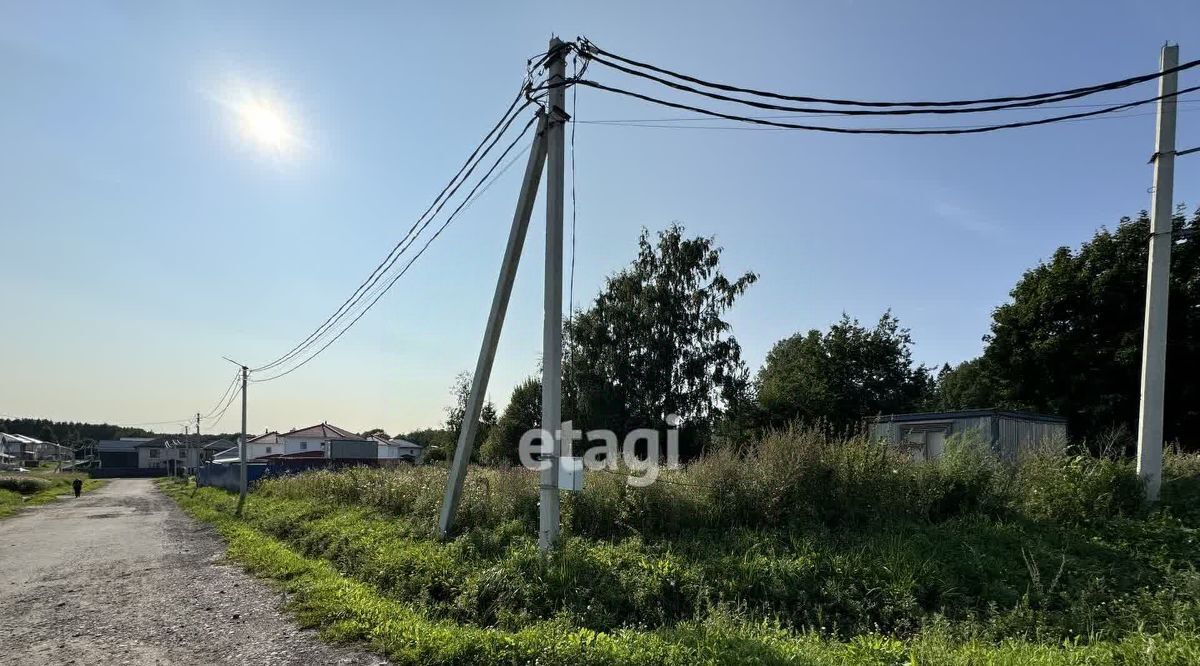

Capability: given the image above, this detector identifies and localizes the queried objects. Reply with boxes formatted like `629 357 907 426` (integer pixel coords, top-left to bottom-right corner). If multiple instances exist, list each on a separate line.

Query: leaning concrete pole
437 113 549 538
1136 43 1179 502
539 37 568 551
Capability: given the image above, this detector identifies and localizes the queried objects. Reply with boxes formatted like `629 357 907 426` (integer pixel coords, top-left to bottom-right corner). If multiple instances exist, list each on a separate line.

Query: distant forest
0 418 237 450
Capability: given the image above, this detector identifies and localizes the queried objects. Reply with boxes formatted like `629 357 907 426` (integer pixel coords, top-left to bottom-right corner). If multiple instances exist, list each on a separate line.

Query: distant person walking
72 478 82 498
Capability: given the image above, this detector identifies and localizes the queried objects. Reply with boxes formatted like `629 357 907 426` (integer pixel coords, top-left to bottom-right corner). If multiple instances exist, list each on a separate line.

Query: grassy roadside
160 475 1200 665
0 471 105 519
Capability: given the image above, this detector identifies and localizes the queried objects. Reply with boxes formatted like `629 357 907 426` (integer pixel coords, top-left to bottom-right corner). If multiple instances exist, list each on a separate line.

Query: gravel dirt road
0 478 388 665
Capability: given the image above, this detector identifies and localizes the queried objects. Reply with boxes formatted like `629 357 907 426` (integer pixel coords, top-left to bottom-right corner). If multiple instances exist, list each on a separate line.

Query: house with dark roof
95 437 153 468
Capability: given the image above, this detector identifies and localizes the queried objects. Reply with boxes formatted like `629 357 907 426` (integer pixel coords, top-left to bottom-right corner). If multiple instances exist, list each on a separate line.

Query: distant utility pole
539 36 568 551
1136 43 1179 502
195 412 202 476
224 358 250 516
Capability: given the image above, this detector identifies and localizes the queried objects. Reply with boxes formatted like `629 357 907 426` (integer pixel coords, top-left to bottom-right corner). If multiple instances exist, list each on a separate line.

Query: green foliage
565 225 757 457
164 436 1200 664
756 312 934 432
935 358 1001 411
0 476 53 494
440 371 497 463
444 370 473 434
481 376 541 465
937 208 1200 444
1014 453 1144 524
402 428 455 463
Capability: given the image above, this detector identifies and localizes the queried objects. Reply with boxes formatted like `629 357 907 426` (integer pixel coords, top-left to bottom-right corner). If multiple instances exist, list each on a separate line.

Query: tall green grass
167 429 1200 664
255 429 1148 537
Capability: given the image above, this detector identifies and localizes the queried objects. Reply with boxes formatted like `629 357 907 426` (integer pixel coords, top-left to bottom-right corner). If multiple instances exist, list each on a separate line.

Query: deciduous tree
565 225 757 457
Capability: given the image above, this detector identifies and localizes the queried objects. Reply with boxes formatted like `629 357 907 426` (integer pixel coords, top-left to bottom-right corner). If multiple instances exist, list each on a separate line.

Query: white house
0 433 71 462
278 423 357 456
376 436 424 463
212 431 280 463
137 438 187 470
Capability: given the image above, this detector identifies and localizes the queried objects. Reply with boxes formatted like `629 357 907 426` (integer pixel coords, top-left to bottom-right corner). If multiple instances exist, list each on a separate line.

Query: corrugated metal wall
997 417 1067 460
328 439 377 460
872 413 1066 462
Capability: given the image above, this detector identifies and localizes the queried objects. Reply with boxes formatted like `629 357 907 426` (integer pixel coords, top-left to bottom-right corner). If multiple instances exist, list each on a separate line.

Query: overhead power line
578 106 1200 132
204 383 242 428
583 52 1200 117
252 111 543 383
201 370 241 420
569 79 1200 135
251 89 541 374
576 97 1200 124
577 38 1200 110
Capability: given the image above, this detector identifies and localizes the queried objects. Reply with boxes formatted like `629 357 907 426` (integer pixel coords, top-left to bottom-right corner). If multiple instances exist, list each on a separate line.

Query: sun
237 98 294 154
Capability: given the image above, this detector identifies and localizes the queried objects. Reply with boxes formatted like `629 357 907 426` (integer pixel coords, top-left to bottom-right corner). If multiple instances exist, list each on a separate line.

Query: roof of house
869 409 1067 424
1 433 43 445
258 450 326 460
247 431 281 444
279 423 357 440
96 439 138 452
133 437 184 448
385 438 424 449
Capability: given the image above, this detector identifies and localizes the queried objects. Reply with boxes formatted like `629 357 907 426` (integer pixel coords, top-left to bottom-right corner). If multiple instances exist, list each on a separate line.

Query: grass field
161 431 1200 664
0 470 105 518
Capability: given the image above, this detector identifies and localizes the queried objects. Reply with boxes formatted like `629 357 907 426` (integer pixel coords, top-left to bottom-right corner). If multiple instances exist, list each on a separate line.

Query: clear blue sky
2 0 1197 436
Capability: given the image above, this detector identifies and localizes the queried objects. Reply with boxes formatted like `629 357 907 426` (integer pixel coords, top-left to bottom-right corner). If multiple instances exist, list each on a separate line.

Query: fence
196 459 389 492
197 463 270 492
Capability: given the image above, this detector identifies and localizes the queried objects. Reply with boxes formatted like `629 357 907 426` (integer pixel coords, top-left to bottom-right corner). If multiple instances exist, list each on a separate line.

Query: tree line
0 419 156 452
431 207 1200 464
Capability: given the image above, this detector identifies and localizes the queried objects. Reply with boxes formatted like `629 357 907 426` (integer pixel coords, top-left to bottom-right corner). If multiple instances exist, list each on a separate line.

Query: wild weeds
181 429 1200 651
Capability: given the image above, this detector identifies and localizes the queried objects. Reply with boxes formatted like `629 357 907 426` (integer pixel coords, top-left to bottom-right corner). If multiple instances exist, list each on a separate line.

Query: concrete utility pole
237 364 248 515
437 113 549 539
435 37 571 549
1136 43 1179 502
223 357 250 516
539 36 568 551
194 412 201 476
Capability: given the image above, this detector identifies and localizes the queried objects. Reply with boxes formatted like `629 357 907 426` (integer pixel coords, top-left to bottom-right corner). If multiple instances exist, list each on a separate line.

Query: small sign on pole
559 456 584 492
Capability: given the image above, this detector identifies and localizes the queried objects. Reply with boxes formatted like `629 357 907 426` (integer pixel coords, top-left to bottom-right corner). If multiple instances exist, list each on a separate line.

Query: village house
0 433 72 463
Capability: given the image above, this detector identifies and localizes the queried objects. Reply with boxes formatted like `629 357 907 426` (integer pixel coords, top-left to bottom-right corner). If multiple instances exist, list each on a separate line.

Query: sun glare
235 97 295 155
241 101 289 149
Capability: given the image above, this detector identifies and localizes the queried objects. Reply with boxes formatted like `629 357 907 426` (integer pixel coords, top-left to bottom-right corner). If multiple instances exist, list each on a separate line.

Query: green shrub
0 476 54 494
1014 454 1143 524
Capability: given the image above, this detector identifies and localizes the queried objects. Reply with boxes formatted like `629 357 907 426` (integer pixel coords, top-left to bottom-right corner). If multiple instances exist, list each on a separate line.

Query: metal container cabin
869 409 1067 462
